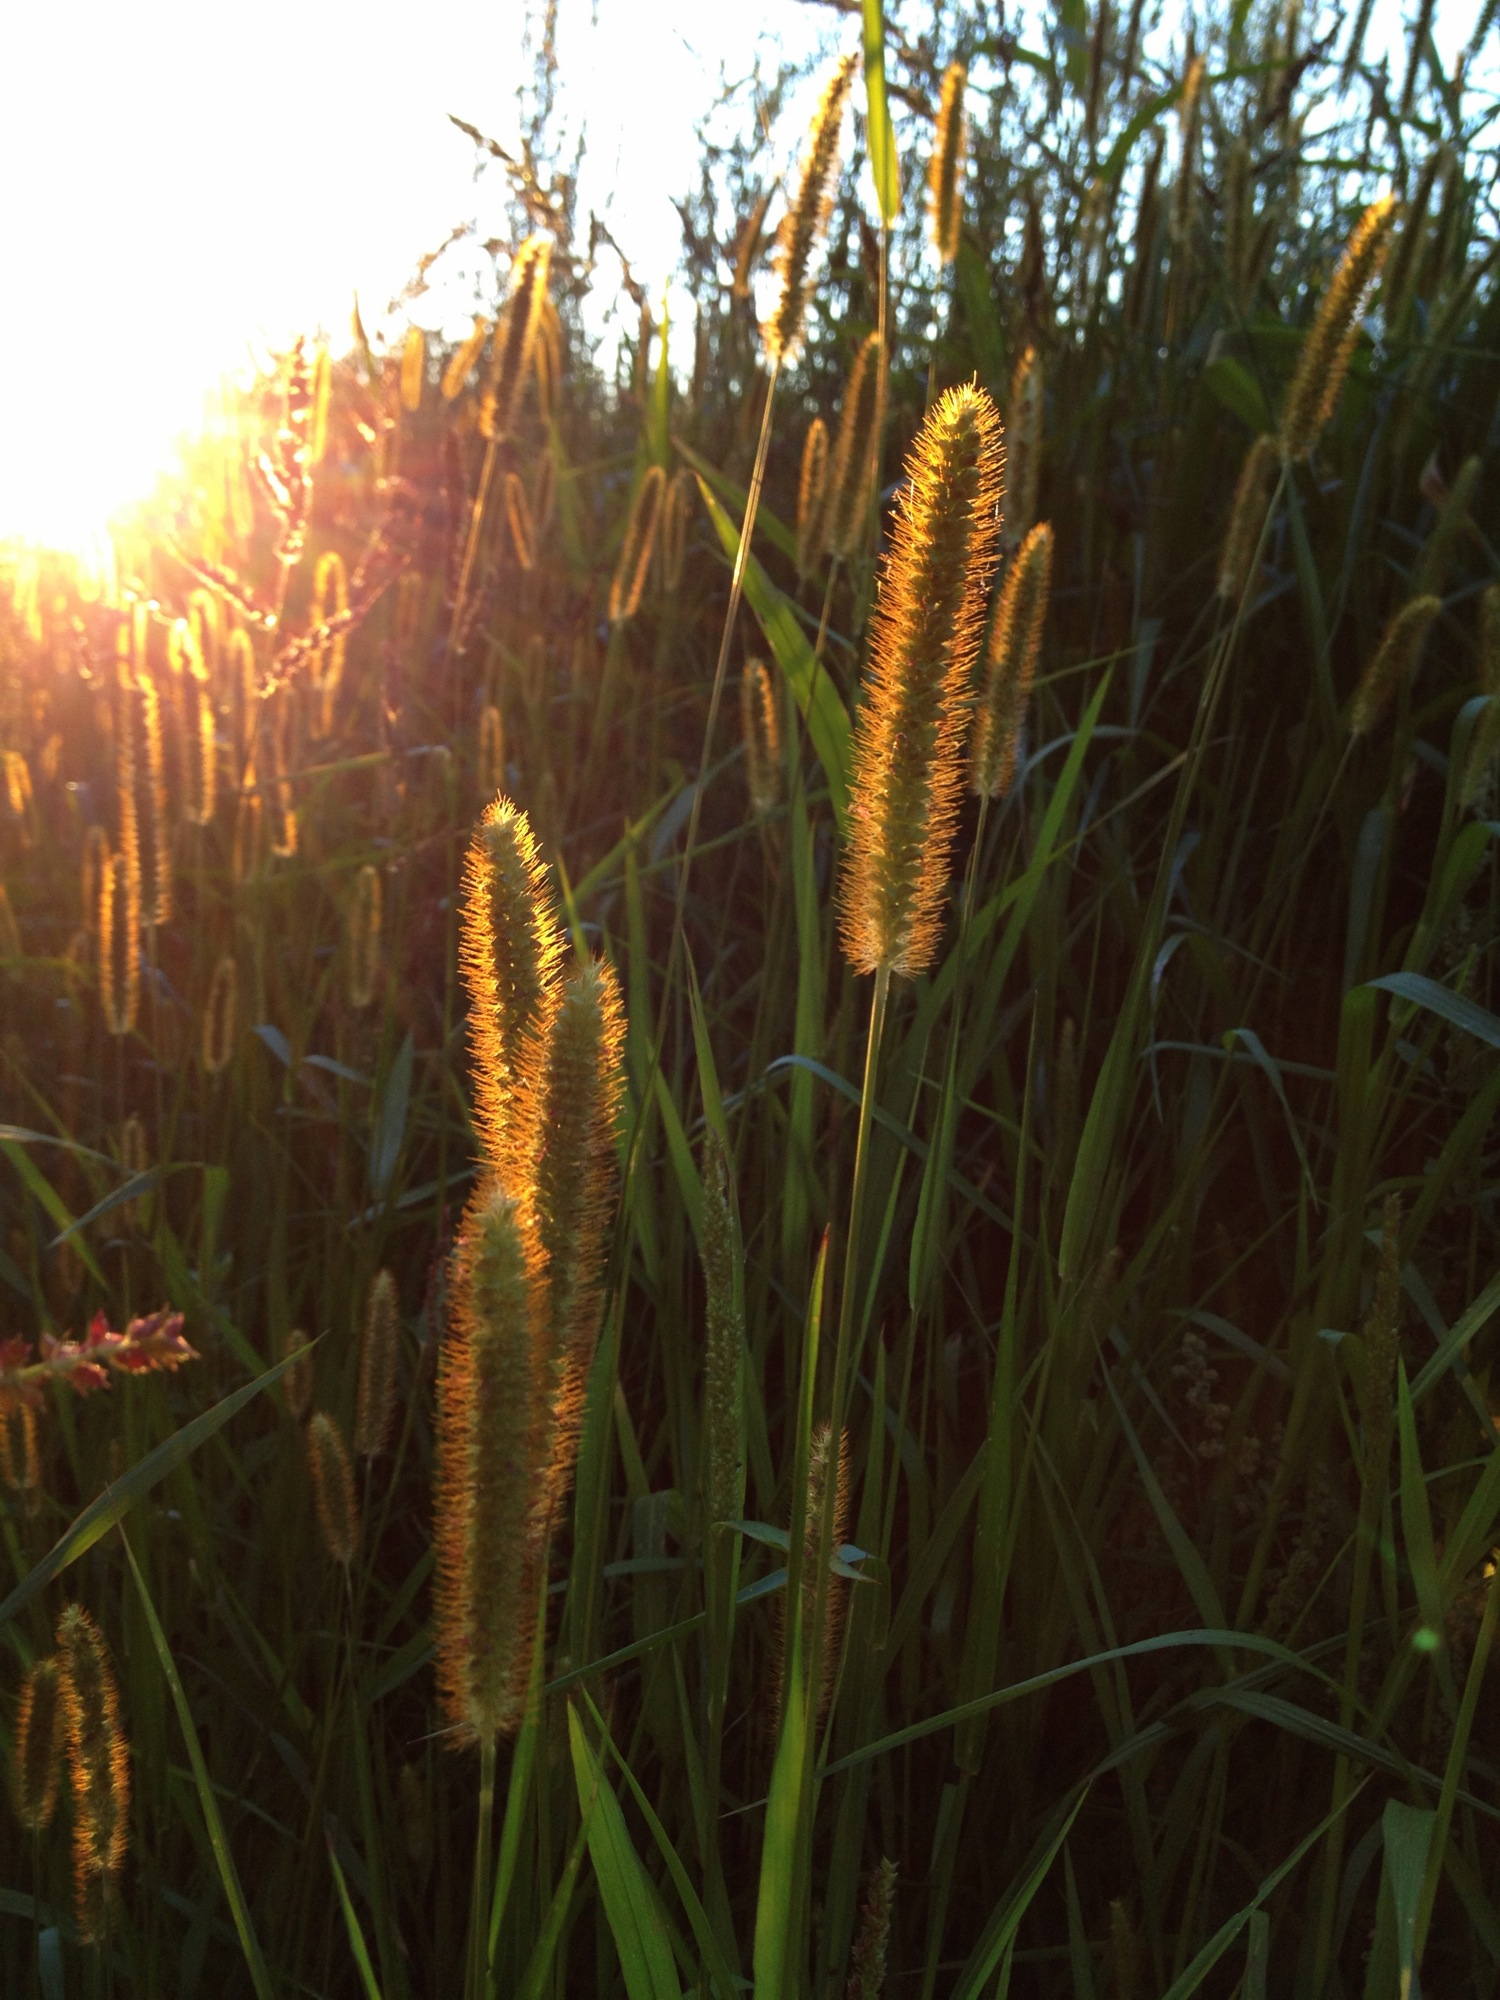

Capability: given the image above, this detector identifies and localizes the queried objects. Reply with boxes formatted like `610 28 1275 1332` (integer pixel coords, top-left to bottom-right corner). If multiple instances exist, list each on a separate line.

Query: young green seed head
764 53 857 364
970 521 1055 799
839 383 1005 977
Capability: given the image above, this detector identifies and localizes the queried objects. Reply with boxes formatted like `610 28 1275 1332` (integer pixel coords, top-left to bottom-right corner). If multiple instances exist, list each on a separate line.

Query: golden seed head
12 1656 66 1833
306 1410 360 1567
480 237 552 442
608 464 667 624
56 1603 130 1937
764 53 858 364
838 383 1005 977
458 797 565 1181
1279 195 1397 463
929 62 968 264
970 520 1055 799
740 658 783 818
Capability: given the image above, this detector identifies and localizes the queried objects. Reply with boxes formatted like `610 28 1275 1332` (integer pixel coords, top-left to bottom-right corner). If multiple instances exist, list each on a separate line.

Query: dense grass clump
2 2 1499 1994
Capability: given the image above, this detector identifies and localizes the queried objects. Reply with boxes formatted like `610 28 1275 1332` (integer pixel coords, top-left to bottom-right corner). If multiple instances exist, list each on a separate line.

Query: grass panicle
347 862 382 1010
1347 593 1440 735
480 236 552 444
763 52 858 364
839 382 1004 977
608 463 666 624
306 1410 361 1567
56 1604 130 1943
797 417 830 577
1217 434 1279 601
929 61 968 263
11 1656 66 1834
1278 193 1397 462
355 1268 400 1460
824 332 884 561
970 519 1055 799
740 658 783 818
201 952 238 1075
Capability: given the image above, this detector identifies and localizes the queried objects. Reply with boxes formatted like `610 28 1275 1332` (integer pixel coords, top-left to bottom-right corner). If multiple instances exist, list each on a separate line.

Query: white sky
0 0 1485 548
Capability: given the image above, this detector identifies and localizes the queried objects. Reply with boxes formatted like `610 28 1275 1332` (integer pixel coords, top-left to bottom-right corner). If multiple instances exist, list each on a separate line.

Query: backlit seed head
12 1656 66 1833
608 465 666 624
1005 346 1043 546
764 53 857 364
503 471 536 570
796 418 830 577
480 237 552 443
824 333 884 561
929 62 968 264
839 383 1005 977
1279 195 1397 463
56 1604 130 1940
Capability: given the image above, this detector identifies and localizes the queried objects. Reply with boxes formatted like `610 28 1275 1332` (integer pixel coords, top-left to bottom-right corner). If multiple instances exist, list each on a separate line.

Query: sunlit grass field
3 4 1499 1994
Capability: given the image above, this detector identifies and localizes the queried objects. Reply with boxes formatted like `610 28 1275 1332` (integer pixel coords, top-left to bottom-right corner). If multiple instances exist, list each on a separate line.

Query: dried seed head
1216 435 1280 601
839 383 1005 977
1279 195 1397 463
434 1187 548 1747
201 953 238 1075
608 464 666 623
481 237 552 442
970 521 1055 799
56 1603 130 1940
459 797 564 1181
929 62 968 264
824 333 884 561
355 1268 400 1459
348 862 382 1010
741 659 783 818
796 417 830 577
306 1410 360 1567
1347 595 1440 736
12 1656 66 1833
764 53 858 364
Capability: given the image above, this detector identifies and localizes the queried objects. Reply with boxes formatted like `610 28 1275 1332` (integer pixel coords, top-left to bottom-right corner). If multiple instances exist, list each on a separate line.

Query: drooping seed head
1279 195 1397 463
839 383 1005 977
764 53 858 364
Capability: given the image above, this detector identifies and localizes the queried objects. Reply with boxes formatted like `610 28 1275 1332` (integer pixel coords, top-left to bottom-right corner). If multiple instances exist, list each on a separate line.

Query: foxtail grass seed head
740 658 783 817
929 62 968 263
846 1857 898 2000
434 1187 548 1747
1 1402 41 1498
135 672 172 929
1005 345 1043 544
824 333 884 560
970 521 1055 798
656 468 693 594
186 683 217 826
442 315 490 401
503 471 536 570
281 1327 314 1422
82 823 109 933
797 417 830 577
1217 435 1279 601
355 1268 400 1459
526 957 626 1530
56 1603 130 1940
775 1422 852 1728
764 52 857 364
459 797 564 1178
478 703 505 794
700 1130 746 1536
481 236 552 442
839 383 1004 977
12 1656 66 1833
306 1410 360 1567
1347 595 1440 736
348 862 382 1010
608 464 666 623
400 324 426 411
1279 195 1397 462
201 953 238 1075
99 851 140 1037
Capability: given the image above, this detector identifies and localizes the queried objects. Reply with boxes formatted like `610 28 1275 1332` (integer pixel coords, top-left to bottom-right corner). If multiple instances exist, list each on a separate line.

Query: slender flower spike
763 53 858 365
1279 195 1397 463
839 383 1004 977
